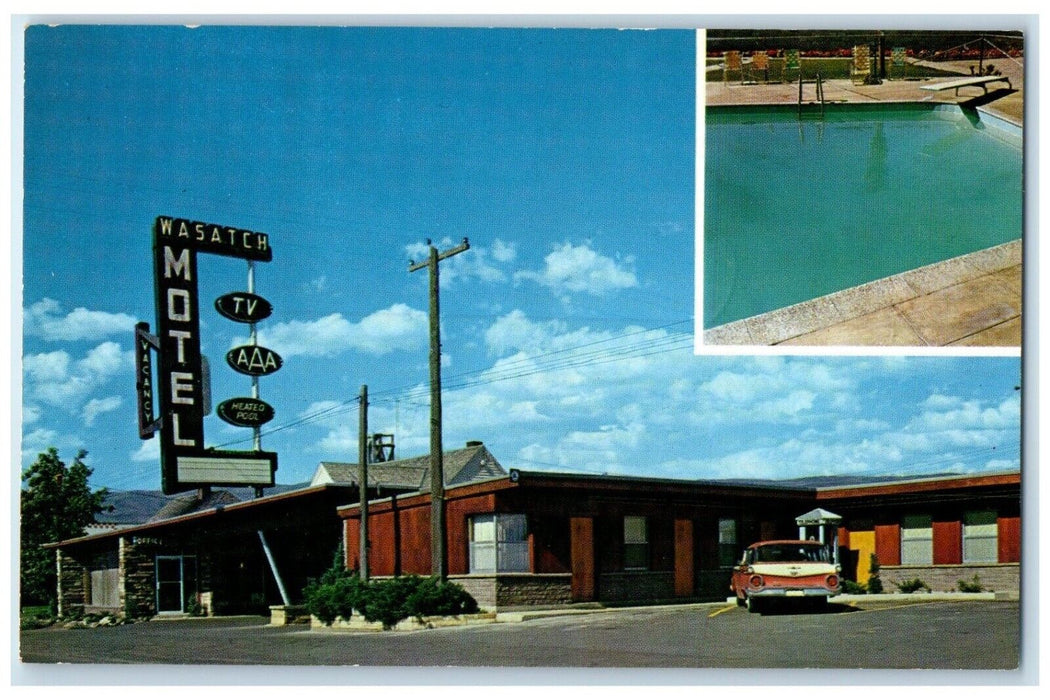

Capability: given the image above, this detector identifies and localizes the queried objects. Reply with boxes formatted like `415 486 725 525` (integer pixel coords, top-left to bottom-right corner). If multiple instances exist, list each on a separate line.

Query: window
900 514 933 565
623 516 649 570
963 510 998 563
469 514 529 573
718 518 737 568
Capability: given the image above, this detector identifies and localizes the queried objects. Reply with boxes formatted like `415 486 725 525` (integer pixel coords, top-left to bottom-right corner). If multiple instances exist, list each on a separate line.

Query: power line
211 318 695 448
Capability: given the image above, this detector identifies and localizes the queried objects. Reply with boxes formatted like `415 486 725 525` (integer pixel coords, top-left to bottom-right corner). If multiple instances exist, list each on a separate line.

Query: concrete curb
495 601 725 623
497 592 1021 623
721 591 1017 605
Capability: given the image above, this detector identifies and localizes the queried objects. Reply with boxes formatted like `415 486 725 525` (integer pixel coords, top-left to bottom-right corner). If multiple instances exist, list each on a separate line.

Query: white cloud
83 396 123 427
23 350 71 383
490 239 518 263
514 242 638 296
21 427 80 466
23 342 133 408
24 298 136 341
130 437 160 463
922 393 962 410
77 341 127 377
23 404 41 425
249 304 427 357
484 310 567 355
318 424 357 454
911 394 1020 433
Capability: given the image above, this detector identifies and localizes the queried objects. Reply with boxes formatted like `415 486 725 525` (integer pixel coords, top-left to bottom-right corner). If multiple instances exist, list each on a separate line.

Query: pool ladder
797 73 826 119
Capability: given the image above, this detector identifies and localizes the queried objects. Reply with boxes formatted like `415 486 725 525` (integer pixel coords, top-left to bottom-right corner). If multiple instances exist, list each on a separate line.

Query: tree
20 448 110 610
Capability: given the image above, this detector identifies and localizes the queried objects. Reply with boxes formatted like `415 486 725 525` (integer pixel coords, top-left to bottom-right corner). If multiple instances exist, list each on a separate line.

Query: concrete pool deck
703 240 1021 347
703 58 1023 347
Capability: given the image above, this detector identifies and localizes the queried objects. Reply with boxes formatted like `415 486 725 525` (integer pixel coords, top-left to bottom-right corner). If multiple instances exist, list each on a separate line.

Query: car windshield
753 544 829 563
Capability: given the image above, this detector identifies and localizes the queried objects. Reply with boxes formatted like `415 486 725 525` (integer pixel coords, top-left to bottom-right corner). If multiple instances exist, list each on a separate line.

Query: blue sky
18 25 1020 492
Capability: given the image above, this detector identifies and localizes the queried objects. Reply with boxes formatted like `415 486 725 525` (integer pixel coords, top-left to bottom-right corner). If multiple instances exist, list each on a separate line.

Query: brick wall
598 571 675 602
880 564 1019 593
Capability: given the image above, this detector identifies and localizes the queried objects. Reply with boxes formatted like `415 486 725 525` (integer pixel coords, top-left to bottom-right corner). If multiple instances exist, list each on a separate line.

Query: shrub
304 573 368 626
356 575 478 629
866 554 884 594
839 579 867 595
405 576 480 619
302 565 479 629
896 577 930 593
957 574 984 593
303 547 367 625
20 606 55 630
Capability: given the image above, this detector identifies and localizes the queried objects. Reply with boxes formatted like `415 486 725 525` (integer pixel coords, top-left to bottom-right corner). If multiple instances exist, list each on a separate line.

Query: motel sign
138 216 280 494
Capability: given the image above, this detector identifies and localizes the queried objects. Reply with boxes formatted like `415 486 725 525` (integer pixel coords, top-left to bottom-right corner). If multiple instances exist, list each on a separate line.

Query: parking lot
17 598 1021 683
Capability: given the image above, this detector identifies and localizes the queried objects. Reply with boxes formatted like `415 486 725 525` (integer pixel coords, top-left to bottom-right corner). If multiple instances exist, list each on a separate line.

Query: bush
866 554 884 594
405 576 480 619
304 574 367 626
358 575 479 629
840 579 867 595
896 577 931 593
958 574 984 593
20 606 55 630
303 564 479 629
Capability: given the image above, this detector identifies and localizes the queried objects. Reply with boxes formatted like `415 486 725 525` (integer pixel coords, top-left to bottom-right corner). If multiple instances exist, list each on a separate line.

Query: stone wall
880 564 1019 593
120 536 159 619
597 571 675 602
55 548 86 618
450 574 572 610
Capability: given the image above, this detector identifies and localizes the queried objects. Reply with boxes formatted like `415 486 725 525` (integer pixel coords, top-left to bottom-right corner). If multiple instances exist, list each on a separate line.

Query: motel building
49 442 1020 619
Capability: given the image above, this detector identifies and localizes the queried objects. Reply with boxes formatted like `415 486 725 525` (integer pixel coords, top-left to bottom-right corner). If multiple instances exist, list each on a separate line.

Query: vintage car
730 540 841 613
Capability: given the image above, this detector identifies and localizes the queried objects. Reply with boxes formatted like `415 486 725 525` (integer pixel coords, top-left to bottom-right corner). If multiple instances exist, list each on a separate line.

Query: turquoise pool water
703 104 1022 328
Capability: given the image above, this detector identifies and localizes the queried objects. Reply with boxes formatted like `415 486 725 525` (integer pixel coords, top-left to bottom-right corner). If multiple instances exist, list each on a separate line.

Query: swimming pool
703 103 1022 329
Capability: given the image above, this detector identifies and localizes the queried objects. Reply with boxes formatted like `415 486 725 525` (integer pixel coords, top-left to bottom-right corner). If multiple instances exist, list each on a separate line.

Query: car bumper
748 588 838 598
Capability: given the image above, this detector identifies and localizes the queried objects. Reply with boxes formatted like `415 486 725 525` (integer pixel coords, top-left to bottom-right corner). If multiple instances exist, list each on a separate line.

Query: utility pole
358 384 369 581
409 238 469 579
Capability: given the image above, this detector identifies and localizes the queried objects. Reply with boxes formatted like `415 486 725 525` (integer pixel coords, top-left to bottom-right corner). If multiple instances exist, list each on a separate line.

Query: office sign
215 292 273 324
217 397 276 428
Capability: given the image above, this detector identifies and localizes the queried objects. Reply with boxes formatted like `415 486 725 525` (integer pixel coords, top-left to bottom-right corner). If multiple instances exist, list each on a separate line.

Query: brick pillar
674 519 694 597
570 517 595 602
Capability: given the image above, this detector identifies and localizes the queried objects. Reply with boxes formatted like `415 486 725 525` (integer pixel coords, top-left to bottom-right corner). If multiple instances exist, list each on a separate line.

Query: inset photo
698 30 1022 348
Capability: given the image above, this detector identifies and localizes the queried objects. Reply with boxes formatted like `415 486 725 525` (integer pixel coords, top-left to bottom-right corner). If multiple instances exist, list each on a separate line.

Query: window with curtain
623 516 649 570
900 514 933 565
718 518 738 567
963 510 998 563
469 513 529 573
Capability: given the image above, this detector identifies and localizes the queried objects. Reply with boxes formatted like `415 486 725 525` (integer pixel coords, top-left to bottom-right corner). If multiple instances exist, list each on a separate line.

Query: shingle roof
312 442 505 491
146 489 243 522
96 483 311 526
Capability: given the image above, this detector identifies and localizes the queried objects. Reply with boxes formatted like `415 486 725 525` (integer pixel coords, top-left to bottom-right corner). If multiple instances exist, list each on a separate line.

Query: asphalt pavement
16 599 1022 684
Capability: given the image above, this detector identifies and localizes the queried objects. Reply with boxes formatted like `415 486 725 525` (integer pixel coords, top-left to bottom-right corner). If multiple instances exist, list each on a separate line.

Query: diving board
920 75 1012 96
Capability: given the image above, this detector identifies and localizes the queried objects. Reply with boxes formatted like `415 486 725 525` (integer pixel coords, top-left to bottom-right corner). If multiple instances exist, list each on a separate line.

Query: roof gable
311 442 506 491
